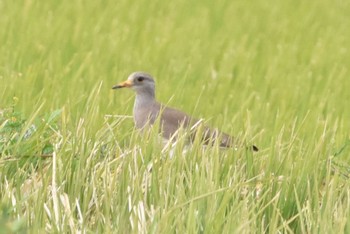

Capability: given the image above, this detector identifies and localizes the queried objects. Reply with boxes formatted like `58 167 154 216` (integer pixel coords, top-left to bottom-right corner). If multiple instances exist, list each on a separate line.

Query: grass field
1 0 350 233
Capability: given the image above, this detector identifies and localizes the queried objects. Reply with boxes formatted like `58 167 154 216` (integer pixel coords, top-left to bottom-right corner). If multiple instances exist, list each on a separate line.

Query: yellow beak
112 80 133 89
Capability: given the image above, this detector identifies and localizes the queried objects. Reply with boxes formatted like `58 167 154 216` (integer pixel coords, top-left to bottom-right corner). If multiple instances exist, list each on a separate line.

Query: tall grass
1 0 350 233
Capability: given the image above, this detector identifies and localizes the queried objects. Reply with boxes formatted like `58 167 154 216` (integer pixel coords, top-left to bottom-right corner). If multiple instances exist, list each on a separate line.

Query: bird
112 71 258 152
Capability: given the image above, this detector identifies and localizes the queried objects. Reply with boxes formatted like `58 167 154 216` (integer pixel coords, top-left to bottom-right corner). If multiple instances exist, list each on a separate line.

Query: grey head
112 71 156 98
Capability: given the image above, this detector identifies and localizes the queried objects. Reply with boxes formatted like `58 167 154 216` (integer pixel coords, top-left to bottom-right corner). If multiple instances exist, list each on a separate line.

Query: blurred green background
1 0 349 134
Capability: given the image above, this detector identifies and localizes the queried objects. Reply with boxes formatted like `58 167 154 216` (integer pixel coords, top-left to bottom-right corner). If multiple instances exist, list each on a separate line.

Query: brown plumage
112 71 258 151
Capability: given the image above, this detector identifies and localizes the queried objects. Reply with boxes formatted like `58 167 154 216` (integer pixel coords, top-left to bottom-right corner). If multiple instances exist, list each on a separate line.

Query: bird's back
158 105 241 148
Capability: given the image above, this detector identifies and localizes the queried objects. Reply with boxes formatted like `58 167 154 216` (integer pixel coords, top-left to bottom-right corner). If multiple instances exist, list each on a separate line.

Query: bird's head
112 72 156 96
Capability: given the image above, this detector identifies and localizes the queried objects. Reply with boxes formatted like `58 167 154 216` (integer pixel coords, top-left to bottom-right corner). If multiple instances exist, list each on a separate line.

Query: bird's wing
158 104 234 146
158 104 194 139
157 103 258 151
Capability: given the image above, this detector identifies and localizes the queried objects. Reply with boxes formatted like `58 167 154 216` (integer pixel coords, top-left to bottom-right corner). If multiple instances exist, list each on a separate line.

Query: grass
1 0 350 233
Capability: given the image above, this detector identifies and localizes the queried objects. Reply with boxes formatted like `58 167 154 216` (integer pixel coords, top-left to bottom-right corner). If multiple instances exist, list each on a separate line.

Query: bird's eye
137 77 144 82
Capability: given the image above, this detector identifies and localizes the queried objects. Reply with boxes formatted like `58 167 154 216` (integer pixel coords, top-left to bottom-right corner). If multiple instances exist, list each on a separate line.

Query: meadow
1 0 350 233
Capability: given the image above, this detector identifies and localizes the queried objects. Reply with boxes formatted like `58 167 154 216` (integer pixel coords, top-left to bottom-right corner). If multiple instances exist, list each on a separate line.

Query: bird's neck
134 92 156 111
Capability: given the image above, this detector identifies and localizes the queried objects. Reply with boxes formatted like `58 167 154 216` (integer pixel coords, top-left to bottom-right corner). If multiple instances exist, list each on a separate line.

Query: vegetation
1 0 349 233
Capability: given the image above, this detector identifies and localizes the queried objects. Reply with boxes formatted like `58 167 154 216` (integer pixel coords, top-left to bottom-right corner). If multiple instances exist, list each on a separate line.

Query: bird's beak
112 80 133 89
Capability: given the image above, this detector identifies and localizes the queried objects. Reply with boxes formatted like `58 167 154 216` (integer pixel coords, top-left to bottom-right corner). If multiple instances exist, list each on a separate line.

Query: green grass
1 0 350 233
